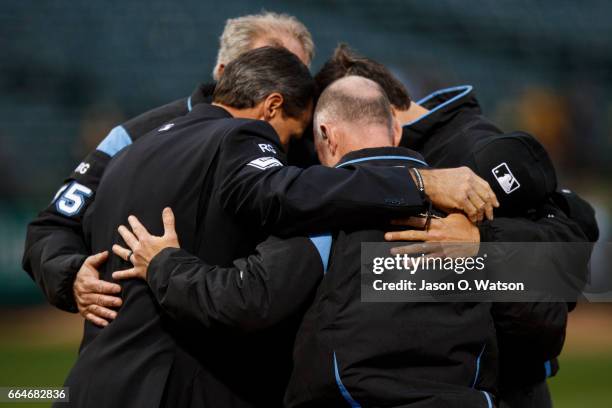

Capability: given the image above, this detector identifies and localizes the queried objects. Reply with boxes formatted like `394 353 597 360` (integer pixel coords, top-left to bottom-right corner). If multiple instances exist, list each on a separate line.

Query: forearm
146 237 323 332
221 164 426 236
23 219 89 312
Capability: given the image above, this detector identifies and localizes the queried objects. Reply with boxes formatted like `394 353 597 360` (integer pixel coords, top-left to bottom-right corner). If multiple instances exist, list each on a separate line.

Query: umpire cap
468 131 557 216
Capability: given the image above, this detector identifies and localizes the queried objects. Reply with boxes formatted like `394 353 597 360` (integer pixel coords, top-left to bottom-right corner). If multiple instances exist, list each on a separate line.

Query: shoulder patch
247 157 283 170
96 126 132 157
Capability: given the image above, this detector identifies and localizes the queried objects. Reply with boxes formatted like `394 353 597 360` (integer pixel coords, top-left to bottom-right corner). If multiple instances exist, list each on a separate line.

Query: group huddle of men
23 12 597 408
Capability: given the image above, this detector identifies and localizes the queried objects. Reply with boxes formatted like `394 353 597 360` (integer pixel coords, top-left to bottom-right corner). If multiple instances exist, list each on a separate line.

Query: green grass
549 354 612 408
0 344 609 407
0 345 77 408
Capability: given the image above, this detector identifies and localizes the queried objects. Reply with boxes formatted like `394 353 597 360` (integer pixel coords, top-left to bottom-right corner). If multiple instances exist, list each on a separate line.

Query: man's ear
215 64 225 80
320 123 338 156
391 114 403 147
263 93 284 120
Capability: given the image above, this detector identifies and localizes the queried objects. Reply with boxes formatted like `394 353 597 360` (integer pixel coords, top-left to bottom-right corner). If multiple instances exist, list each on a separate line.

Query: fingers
85 251 109 267
112 244 133 263
385 229 429 242
87 304 117 320
462 197 480 223
390 242 440 256
467 192 486 222
81 293 122 308
117 225 139 251
473 179 499 219
162 207 176 237
112 268 141 281
79 274 122 294
486 181 500 208
128 215 150 241
456 168 498 221
484 202 494 221
390 217 427 228
85 312 110 327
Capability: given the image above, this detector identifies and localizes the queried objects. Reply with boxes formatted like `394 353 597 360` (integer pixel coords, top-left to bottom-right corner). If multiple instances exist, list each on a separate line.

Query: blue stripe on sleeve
333 352 361 408
471 344 487 388
96 125 132 157
309 233 332 274
544 360 552 378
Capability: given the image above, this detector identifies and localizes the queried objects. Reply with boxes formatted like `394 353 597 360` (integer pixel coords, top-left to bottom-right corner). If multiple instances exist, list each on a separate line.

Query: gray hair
213 11 314 80
314 75 394 139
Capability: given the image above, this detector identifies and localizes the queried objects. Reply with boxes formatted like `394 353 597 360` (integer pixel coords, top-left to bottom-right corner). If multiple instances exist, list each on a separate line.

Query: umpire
314 45 597 408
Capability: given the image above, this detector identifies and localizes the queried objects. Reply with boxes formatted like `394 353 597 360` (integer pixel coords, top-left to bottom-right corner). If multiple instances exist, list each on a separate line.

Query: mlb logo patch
492 162 520 194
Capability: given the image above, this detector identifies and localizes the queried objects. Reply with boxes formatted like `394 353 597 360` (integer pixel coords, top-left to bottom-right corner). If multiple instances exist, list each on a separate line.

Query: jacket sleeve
492 300 567 388
479 196 592 289
22 148 113 312
484 197 590 385
146 236 325 332
215 120 426 236
22 98 190 312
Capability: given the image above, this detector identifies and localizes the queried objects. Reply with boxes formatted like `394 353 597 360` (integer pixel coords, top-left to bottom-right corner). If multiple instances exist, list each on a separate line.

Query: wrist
410 168 425 195
147 247 179 283
417 169 435 200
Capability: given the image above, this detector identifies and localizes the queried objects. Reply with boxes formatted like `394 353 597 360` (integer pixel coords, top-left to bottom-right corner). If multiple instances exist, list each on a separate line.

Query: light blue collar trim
403 85 473 127
336 155 428 168
187 95 193 112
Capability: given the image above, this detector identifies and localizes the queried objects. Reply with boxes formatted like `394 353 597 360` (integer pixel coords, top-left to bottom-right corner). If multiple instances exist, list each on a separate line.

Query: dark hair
315 44 411 110
213 46 315 118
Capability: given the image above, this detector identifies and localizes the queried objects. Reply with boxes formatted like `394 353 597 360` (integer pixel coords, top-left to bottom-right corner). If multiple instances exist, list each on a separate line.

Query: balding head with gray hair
313 76 401 166
314 76 394 138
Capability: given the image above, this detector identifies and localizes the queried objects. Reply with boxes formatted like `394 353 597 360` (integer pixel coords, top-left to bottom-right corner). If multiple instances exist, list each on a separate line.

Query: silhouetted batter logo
492 162 520 194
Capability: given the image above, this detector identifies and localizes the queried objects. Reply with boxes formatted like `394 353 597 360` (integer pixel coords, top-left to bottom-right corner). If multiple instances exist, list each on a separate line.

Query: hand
384 213 480 258
417 167 499 222
112 207 180 281
73 251 122 327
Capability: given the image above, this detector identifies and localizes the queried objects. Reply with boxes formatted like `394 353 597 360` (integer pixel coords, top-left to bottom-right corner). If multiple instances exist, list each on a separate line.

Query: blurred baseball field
0 304 610 408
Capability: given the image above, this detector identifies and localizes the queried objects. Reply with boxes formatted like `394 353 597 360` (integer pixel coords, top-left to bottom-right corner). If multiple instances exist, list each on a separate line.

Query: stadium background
1 1 610 406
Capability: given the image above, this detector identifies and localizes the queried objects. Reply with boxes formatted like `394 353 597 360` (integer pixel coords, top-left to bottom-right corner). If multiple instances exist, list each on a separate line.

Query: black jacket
145 146 498 408
58 103 428 408
400 85 593 389
284 148 497 408
22 83 214 312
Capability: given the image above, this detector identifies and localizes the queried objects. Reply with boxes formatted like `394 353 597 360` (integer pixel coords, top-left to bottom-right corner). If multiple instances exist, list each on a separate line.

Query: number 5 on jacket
54 181 93 216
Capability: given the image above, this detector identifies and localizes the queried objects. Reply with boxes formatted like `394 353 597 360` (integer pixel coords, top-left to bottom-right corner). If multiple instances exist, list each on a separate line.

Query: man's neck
211 102 261 120
395 103 430 126
340 141 393 157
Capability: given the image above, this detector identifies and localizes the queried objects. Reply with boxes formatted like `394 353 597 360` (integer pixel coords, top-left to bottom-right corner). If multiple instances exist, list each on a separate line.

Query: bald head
313 75 401 166
314 76 393 136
